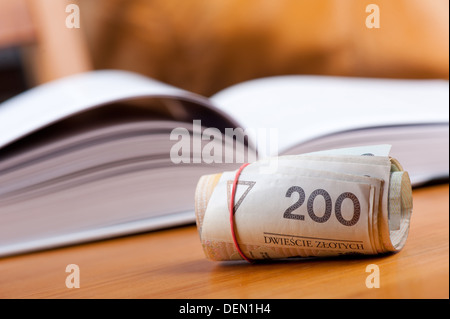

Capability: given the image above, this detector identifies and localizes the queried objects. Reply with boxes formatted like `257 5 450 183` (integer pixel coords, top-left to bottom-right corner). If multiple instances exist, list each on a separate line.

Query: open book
0 70 448 257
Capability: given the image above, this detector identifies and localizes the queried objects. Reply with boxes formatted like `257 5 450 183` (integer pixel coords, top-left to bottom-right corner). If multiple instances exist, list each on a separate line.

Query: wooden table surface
0 184 448 299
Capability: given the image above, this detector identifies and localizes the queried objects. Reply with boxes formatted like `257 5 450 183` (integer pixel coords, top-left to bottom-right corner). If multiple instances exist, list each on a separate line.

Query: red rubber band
229 162 252 263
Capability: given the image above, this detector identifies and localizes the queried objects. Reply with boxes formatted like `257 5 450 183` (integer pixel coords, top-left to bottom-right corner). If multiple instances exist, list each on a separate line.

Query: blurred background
0 0 448 102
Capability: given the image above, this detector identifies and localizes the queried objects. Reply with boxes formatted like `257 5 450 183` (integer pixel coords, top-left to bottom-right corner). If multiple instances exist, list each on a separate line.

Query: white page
0 70 238 149
211 75 449 154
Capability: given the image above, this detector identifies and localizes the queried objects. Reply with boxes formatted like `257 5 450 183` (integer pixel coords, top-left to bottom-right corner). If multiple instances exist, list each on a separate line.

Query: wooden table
0 184 448 299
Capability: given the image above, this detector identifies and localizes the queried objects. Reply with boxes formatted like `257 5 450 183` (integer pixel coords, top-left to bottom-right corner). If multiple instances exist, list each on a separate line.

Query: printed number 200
283 186 361 226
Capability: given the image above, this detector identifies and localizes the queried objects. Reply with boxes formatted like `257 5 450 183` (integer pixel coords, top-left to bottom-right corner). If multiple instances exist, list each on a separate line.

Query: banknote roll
194 145 413 261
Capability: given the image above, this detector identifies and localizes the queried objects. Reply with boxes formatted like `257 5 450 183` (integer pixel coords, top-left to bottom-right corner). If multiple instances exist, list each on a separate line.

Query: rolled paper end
194 173 221 232
194 173 224 260
385 158 413 252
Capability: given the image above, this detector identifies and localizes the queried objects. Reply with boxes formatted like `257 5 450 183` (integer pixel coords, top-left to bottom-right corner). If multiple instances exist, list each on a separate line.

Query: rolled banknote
194 145 412 261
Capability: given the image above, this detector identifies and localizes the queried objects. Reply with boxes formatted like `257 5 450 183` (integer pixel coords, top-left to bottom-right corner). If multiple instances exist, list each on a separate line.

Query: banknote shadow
213 252 394 267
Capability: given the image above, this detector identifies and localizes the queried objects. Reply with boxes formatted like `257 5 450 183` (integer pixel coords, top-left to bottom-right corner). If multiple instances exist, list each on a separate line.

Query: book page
0 70 239 149
210 75 449 154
